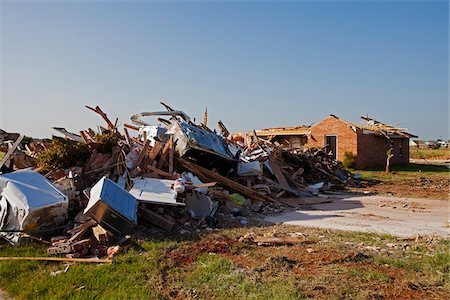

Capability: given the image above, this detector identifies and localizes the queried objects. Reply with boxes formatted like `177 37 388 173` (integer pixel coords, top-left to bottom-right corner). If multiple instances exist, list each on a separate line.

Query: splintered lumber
180 159 275 204
157 139 172 169
217 120 230 137
79 131 92 144
67 219 97 235
146 165 178 179
268 156 289 188
92 225 109 243
124 123 140 131
123 127 133 148
47 239 91 255
85 105 115 129
290 167 304 180
203 107 208 127
131 140 150 171
148 141 163 160
252 236 312 246
0 134 24 169
0 257 112 264
168 136 174 174
138 206 176 231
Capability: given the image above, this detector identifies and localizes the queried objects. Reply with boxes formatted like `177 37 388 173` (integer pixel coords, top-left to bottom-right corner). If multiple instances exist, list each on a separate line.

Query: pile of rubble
0 103 357 261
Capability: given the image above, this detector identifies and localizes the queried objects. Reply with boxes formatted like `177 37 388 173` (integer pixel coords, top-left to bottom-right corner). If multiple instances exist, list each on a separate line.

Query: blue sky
1 0 448 139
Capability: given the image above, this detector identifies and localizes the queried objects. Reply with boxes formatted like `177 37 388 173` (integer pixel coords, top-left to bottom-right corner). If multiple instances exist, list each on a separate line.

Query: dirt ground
352 177 449 200
164 225 449 299
0 289 11 300
266 195 449 238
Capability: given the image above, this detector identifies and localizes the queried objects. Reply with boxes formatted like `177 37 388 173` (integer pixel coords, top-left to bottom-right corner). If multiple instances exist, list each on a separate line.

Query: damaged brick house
254 115 417 169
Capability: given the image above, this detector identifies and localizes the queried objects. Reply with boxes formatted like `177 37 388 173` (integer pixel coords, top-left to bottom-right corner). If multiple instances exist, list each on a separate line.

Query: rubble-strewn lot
1 105 448 299
0 104 356 261
0 225 448 299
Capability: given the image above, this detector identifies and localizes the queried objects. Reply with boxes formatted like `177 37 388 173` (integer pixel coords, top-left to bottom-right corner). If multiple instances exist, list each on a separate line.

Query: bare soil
163 226 449 299
353 177 449 200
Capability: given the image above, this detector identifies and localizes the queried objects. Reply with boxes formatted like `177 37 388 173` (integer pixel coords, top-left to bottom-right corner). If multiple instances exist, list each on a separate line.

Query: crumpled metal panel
84 177 138 236
168 121 235 161
0 169 68 243
129 177 184 206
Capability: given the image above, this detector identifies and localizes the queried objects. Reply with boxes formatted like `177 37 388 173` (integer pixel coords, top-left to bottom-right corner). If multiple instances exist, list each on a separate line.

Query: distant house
254 115 417 169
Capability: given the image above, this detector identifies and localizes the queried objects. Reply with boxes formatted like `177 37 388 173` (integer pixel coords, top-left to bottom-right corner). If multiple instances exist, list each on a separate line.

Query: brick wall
356 133 409 168
303 116 410 168
304 116 358 162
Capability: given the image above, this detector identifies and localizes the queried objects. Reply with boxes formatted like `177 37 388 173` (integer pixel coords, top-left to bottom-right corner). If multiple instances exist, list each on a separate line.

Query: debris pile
0 103 356 261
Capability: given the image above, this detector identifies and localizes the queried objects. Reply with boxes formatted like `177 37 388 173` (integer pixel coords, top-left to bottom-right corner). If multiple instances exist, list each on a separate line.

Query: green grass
350 163 449 181
410 147 450 159
0 226 448 299
346 268 392 283
0 152 4 160
0 240 303 299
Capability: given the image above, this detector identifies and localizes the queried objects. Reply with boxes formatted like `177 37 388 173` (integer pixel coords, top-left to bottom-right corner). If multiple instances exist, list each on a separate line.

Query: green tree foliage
343 151 356 168
36 139 91 171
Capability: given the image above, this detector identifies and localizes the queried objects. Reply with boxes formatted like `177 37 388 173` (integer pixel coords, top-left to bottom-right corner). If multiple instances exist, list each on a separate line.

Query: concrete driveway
266 195 449 238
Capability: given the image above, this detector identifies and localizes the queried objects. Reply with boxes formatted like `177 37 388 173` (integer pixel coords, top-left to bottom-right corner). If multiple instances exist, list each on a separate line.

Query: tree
385 148 394 174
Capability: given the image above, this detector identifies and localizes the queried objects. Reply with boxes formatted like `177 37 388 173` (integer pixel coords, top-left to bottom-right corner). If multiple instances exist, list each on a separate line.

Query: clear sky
1 0 448 140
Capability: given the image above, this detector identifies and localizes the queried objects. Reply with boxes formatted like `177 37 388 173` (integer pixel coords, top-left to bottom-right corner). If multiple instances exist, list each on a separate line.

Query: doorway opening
325 135 337 160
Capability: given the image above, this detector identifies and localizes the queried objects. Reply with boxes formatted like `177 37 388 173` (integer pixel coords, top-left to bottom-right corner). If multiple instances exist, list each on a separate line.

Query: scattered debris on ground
1 103 358 260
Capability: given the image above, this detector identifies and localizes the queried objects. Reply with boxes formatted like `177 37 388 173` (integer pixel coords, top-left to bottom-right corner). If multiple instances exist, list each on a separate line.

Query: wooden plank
92 225 108 243
131 140 150 171
124 123 140 131
138 206 176 231
168 136 174 174
252 236 312 245
0 257 112 264
268 156 290 188
67 219 97 235
146 165 178 179
180 159 275 204
157 140 171 169
79 131 91 144
0 134 24 169
123 127 133 148
148 141 163 160
85 105 115 129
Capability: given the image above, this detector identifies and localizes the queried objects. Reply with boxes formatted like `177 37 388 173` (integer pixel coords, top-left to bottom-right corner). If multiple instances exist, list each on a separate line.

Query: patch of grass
362 163 448 173
374 248 449 273
184 253 303 299
0 152 4 160
346 268 392 283
410 148 450 159
0 226 448 299
350 163 449 181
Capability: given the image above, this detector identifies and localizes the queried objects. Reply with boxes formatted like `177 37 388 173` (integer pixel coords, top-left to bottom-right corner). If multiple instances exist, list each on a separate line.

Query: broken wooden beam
0 257 112 264
180 159 275 204
268 156 290 188
131 140 150 171
146 165 178 179
0 134 24 169
137 206 176 231
85 105 115 129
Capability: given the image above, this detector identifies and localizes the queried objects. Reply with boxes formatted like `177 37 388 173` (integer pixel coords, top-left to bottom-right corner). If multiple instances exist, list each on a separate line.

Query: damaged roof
253 125 311 137
358 115 418 138
253 114 417 139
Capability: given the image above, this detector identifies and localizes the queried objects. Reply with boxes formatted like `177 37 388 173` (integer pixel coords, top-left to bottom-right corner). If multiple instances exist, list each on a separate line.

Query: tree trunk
386 148 394 174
